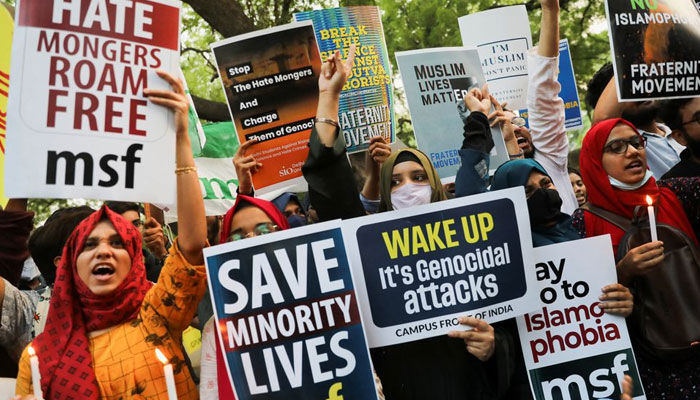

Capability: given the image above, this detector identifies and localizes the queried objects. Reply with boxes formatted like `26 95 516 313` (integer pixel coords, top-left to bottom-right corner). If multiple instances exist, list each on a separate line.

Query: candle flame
28 345 36 357
155 348 168 364
646 195 653 206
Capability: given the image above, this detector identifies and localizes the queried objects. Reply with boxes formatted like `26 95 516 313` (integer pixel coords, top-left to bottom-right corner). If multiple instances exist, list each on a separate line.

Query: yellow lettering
411 226 430 255
425 222 446 251
443 219 459 248
478 213 494 241
382 228 410 259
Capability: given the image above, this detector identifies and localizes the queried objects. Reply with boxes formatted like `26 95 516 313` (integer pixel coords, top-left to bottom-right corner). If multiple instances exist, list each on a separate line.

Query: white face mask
391 183 432 210
608 169 653 191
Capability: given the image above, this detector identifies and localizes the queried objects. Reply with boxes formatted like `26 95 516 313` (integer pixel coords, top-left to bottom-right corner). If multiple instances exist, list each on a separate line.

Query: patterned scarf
31 206 153 399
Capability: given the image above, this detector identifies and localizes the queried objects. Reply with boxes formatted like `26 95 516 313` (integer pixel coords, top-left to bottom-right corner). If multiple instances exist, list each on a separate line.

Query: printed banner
295 6 395 153
342 187 538 347
517 39 583 132
517 236 645 400
204 221 379 400
0 3 13 208
458 5 532 110
211 22 320 196
604 0 700 101
5 0 181 203
396 47 509 181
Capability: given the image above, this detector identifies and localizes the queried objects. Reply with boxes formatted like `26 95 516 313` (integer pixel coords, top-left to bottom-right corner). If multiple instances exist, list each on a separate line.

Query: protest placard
396 47 509 181
295 6 395 153
517 39 583 132
204 220 379 400
517 236 645 400
4 0 181 203
211 22 320 196
342 187 538 347
458 5 532 110
604 0 700 101
0 3 12 208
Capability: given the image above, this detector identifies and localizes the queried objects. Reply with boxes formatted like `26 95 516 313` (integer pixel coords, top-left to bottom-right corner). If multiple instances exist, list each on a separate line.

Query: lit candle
155 348 177 400
27 345 44 400
646 195 658 242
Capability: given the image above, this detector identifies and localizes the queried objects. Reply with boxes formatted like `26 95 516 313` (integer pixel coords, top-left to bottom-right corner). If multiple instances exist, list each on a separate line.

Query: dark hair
585 63 614 111
658 98 694 131
104 201 142 216
567 168 582 177
28 206 95 285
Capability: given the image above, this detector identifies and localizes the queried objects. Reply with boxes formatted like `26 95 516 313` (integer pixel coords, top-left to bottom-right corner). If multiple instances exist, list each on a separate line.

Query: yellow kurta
16 241 207 399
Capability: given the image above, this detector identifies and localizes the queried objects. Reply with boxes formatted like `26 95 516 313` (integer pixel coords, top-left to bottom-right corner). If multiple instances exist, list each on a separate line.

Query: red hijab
31 206 153 399
579 118 698 254
216 195 289 398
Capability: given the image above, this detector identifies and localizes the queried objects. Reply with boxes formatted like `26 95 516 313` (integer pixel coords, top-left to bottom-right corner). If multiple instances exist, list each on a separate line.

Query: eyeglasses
681 115 700 127
603 136 647 154
228 223 278 242
511 117 527 128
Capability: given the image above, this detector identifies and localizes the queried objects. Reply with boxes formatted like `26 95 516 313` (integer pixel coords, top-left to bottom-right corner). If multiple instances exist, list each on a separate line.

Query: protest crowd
1 0 700 399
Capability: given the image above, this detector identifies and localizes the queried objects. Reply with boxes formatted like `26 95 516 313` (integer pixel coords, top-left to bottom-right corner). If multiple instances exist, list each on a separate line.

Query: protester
587 64 684 178
0 199 33 378
299 45 518 400
104 201 168 282
573 117 700 398
360 136 392 213
659 97 700 179
271 192 308 227
15 69 208 399
568 168 587 207
504 0 578 215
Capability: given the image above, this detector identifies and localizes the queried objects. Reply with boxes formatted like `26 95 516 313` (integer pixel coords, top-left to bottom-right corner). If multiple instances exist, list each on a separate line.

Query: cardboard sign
5 0 181 203
518 236 645 400
211 22 321 196
0 3 13 208
604 0 700 101
396 47 509 181
295 6 395 153
458 5 533 110
204 221 379 400
342 187 538 347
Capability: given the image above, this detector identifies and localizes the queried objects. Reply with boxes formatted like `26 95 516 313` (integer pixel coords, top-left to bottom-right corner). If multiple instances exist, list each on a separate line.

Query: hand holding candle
646 195 658 242
155 348 177 400
27 346 43 400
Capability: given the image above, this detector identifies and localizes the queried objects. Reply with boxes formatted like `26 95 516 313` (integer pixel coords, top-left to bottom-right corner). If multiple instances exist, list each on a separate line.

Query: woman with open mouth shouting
14 69 208 400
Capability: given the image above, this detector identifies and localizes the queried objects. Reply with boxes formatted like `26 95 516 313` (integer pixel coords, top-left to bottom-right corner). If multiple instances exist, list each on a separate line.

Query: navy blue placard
206 226 377 400
356 198 526 327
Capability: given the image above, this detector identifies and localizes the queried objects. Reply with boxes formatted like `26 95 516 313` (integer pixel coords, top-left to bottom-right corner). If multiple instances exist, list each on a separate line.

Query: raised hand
464 84 491 115
318 45 357 97
233 139 260 195
143 217 167 259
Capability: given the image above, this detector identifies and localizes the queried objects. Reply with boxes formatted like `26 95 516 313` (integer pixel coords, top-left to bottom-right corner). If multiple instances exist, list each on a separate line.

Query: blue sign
518 39 583 131
204 221 378 400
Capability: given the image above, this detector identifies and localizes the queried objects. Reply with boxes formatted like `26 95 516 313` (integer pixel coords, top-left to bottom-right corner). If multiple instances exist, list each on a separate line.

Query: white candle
155 348 177 400
27 346 44 399
646 195 658 242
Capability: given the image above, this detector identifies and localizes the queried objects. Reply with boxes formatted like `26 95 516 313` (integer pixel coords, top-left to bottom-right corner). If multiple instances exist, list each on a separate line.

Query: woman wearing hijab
15 70 208 399
298 46 515 400
573 117 700 398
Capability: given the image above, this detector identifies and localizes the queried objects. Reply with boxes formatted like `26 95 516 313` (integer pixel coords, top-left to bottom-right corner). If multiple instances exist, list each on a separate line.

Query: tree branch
182 0 255 38
192 95 231 122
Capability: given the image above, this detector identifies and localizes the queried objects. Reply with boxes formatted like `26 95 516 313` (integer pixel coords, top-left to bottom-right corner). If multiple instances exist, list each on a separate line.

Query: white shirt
527 49 579 215
199 317 219 400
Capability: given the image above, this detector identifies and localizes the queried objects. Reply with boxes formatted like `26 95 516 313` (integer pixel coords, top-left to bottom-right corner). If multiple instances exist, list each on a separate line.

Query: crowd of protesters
2 0 700 399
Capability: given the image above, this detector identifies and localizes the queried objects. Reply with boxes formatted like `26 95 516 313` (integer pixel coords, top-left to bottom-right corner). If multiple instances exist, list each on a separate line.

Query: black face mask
527 188 563 226
287 214 307 228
